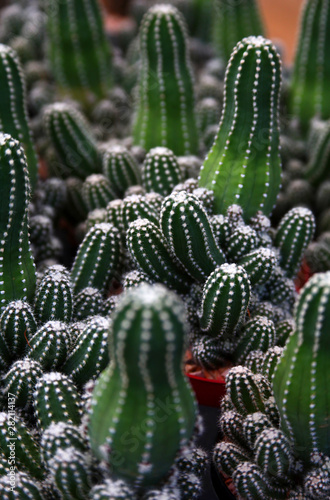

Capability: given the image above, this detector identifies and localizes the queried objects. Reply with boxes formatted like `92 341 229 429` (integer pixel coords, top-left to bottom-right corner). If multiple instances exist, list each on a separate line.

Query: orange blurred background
259 0 304 65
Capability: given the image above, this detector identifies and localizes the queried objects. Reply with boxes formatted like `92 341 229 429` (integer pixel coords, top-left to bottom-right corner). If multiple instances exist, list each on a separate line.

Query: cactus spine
0 44 38 191
273 271 330 463
0 134 36 314
133 4 199 156
89 284 197 488
45 0 113 106
199 36 282 221
289 0 330 133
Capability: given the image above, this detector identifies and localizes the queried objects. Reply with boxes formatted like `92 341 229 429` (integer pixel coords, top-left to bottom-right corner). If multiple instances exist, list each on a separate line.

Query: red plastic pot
187 373 226 408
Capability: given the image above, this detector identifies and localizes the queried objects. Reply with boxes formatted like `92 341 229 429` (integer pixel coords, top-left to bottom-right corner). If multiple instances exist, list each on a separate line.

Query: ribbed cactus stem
44 102 102 179
102 145 141 198
0 134 36 314
133 4 199 156
212 0 264 62
289 0 330 133
34 267 73 324
274 207 315 279
89 284 197 488
160 191 226 282
142 147 184 197
273 271 330 462
0 44 38 191
45 0 113 106
199 36 282 221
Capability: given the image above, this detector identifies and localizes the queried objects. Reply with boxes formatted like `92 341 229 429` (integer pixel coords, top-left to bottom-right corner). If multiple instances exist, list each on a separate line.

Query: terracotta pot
99 0 132 16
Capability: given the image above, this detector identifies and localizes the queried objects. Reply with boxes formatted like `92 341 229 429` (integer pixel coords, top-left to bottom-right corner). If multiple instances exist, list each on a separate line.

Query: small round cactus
40 421 87 464
27 321 71 371
2 358 43 410
0 300 37 360
102 145 141 198
142 147 184 197
234 316 276 364
34 266 73 324
226 366 272 416
73 287 103 320
213 441 251 477
254 427 293 480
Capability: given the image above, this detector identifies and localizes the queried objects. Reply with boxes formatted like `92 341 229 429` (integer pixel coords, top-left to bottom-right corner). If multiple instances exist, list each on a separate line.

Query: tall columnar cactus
142 147 184 197
160 191 226 282
89 284 197 488
273 271 330 463
199 264 251 338
132 4 199 156
212 0 264 62
199 36 282 221
45 0 113 106
289 0 330 133
304 118 330 185
44 103 102 179
71 222 122 295
274 207 315 279
0 135 36 314
0 44 38 191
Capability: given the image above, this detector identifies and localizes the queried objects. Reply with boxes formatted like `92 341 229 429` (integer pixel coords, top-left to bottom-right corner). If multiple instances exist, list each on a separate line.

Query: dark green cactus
73 287 103 320
40 421 87 464
219 410 247 449
273 271 330 463
121 194 159 232
89 284 197 487
33 372 81 429
274 207 315 279
191 335 225 371
213 441 251 477
289 0 330 133
199 263 251 338
142 147 184 197
160 191 226 282
82 174 116 212
212 0 264 62
27 321 71 371
102 145 141 198
242 412 273 450
0 44 38 191
232 461 287 500
0 471 46 499
34 267 73 324
226 225 258 261
65 176 89 222
261 346 284 381
226 366 272 416
61 315 110 387
48 447 92 500
234 316 276 364
0 135 36 314
133 4 199 156
106 199 125 234
0 300 37 360
0 412 44 480
255 427 293 480
44 103 101 179
71 223 122 295
45 0 113 106
122 269 154 290
303 457 330 499
237 247 277 286
275 319 295 347
199 36 282 221
126 218 191 293
304 119 330 185
89 479 135 499
2 358 43 410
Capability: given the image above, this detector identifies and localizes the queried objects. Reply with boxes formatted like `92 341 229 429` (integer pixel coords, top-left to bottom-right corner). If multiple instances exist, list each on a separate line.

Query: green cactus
61 315 110 387
0 412 44 480
142 147 184 197
289 0 330 133
40 422 87 464
133 4 199 156
0 471 46 499
275 318 295 347
121 195 159 232
226 225 258 261
255 427 293 480
191 335 225 371
261 346 284 381
226 366 272 416
44 102 101 179
274 207 316 279
237 247 277 286
73 287 103 320
303 119 330 185
126 218 191 294
33 372 82 429
199 36 282 221
234 316 276 364
232 461 287 500
160 191 226 282
45 0 113 106
102 145 141 198
213 441 251 477
27 321 71 371
89 284 197 488
65 176 89 222
0 135 36 314
242 412 273 450
89 479 135 499
0 44 38 191
71 223 122 295
2 358 43 410
0 300 37 360
273 271 330 463
199 263 251 338
219 410 247 449
34 267 73 324
212 0 264 62
82 174 117 211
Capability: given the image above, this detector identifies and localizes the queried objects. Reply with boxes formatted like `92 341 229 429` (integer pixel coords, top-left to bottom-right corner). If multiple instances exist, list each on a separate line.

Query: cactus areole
273 272 330 462
199 36 282 221
89 284 197 487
